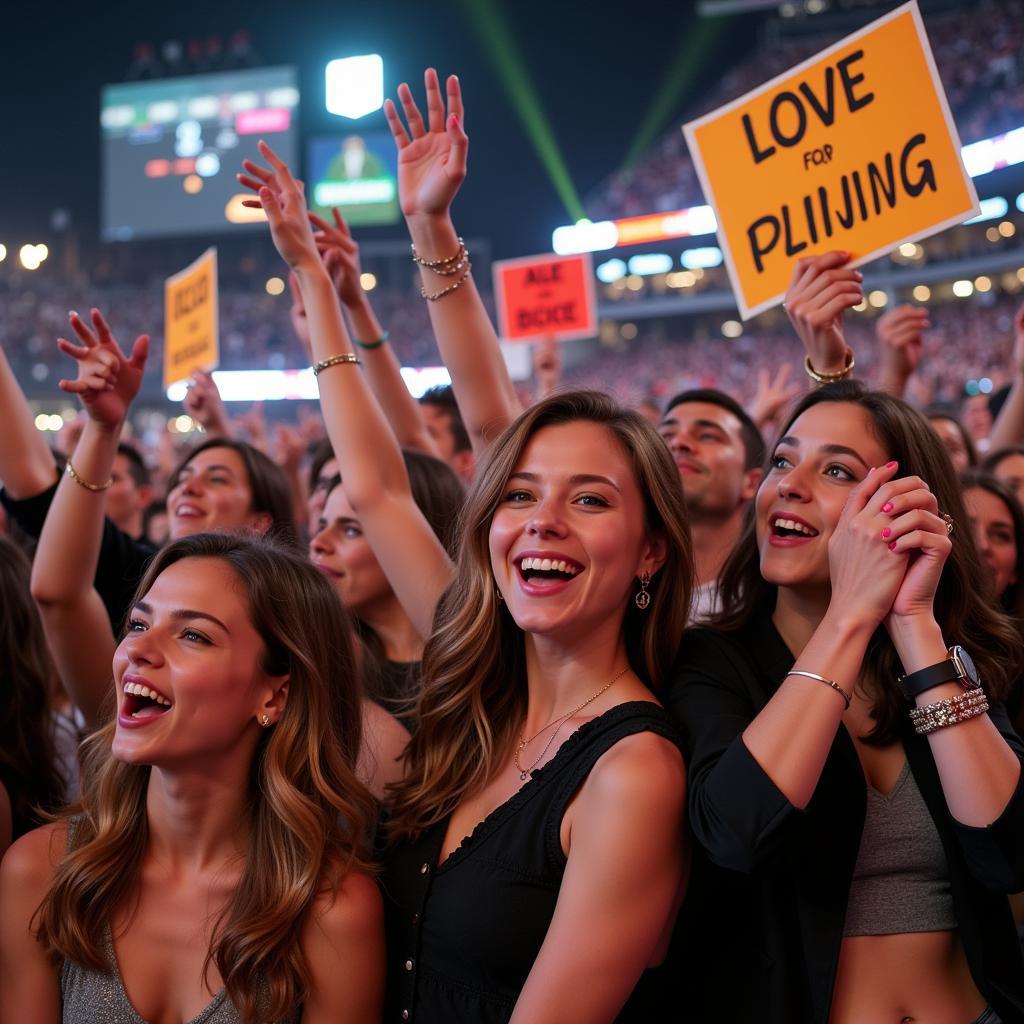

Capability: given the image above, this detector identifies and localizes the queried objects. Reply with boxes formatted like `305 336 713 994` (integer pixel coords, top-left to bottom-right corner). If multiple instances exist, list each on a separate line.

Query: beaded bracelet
312 353 362 376
410 237 466 270
910 688 989 735
353 330 389 351
65 459 113 492
421 262 472 302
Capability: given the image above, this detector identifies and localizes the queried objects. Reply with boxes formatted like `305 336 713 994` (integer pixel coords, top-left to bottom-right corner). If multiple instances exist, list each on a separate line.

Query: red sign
493 252 597 343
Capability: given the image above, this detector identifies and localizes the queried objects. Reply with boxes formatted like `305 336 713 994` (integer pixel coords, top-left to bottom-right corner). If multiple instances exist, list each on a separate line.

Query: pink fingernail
868 466 875 475
882 502 893 513
881 527 891 538
888 542 898 551
886 461 898 469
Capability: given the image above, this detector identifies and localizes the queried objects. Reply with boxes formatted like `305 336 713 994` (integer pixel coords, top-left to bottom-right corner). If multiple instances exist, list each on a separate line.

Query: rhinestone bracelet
910 689 989 735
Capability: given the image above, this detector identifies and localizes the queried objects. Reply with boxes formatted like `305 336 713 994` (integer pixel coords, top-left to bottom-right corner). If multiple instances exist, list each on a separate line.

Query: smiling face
111 557 287 768
657 401 759 518
964 486 1018 598
488 420 664 643
307 456 339 538
756 402 889 592
309 484 393 616
167 446 265 539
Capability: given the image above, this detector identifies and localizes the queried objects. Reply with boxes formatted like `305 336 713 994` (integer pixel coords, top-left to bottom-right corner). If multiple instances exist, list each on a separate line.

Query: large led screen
307 132 400 227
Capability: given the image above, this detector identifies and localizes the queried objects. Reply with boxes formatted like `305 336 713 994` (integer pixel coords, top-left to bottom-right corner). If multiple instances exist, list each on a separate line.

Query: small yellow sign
684 1 979 319
164 247 219 388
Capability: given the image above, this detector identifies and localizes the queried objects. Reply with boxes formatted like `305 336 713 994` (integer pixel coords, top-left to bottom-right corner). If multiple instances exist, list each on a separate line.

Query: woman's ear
257 676 290 727
640 531 669 578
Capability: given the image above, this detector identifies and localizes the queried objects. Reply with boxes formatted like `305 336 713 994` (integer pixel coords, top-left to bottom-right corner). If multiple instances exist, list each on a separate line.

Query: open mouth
173 503 204 519
516 555 583 584
121 681 173 720
771 516 819 539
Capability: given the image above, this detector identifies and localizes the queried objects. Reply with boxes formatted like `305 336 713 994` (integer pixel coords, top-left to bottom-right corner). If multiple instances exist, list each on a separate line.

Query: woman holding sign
670 270 1024 1022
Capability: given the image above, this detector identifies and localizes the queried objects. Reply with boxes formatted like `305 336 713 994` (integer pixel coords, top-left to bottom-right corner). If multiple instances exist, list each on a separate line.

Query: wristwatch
899 645 981 701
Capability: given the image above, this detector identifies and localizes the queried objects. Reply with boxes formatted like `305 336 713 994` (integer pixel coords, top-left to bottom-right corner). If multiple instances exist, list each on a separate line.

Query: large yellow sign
164 247 219 388
684 1 978 319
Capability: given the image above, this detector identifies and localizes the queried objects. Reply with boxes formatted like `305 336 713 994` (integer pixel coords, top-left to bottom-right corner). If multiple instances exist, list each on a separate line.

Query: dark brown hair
961 469 1024 622
714 381 1023 743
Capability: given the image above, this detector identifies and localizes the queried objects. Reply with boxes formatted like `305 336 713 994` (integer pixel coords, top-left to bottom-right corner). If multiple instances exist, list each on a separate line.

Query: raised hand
308 208 365 307
384 68 468 220
183 370 231 438
882 482 950 624
1012 301 1024 373
750 365 801 433
237 141 319 270
784 251 863 375
58 309 148 431
533 336 562 399
877 304 927 395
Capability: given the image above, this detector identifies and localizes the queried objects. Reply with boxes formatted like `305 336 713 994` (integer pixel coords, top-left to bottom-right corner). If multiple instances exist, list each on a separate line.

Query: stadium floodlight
596 259 627 283
963 197 1009 225
325 55 384 119
681 246 724 269
0 243 6 263
628 254 674 276
1016 193 1024 213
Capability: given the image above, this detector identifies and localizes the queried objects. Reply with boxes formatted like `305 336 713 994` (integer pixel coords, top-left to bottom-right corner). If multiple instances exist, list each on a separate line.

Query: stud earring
260 714 272 728
634 571 652 610
495 588 505 602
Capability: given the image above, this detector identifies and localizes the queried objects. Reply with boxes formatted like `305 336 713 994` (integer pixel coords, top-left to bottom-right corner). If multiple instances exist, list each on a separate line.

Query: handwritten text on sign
684 1 978 319
164 247 219 388
493 252 597 342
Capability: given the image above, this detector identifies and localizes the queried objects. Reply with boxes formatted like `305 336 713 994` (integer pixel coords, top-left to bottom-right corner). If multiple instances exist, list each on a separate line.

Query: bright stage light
325 55 384 119
964 197 1009 224
0 243 7 263
596 259 627 283
681 246 723 269
628 253 673 276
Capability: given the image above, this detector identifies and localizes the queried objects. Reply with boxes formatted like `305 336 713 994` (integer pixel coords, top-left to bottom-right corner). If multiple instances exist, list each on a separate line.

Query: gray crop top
843 760 957 937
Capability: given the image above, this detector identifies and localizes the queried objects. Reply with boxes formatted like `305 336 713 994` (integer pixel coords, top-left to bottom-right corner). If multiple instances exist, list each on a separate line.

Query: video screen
101 66 299 241
307 132 400 227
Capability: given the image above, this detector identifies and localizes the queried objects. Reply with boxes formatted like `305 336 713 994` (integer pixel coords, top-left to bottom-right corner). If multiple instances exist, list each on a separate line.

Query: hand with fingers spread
384 68 467 221
58 309 149 432
273 422 306 474
237 141 320 271
309 208 366 308
750 364 802 434
182 369 231 438
784 251 863 377
877 304 927 397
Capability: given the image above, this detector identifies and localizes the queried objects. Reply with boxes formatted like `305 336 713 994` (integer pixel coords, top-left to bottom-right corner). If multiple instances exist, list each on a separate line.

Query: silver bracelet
910 688 989 735
785 670 852 710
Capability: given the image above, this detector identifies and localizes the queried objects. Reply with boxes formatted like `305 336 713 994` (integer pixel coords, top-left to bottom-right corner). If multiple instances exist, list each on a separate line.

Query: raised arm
306 209 440 458
239 142 452 638
384 68 520 452
0 346 59 499
875 304 927 399
30 310 149 726
988 303 1024 452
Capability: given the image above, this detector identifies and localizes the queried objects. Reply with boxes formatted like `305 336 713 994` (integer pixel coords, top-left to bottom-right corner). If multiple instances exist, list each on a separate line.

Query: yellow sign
164 247 219 388
683 1 978 320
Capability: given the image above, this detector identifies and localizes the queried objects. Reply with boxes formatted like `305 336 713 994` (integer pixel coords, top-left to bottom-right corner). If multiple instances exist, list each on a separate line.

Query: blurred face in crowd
106 453 151 536
489 421 663 643
112 557 284 767
166 446 269 539
991 453 1024 507
964 486 1018 599
307 456 339 538
310 484 393 616
421 403 475 482
757 402 887 592
658 401 760 519
928 417 971 474
961 394 992 442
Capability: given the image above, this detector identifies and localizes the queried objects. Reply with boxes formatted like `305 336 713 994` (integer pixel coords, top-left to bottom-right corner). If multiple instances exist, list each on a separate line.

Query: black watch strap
899 659 961 700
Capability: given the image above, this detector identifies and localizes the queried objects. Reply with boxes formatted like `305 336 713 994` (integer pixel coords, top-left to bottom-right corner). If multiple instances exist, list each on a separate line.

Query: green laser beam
456 0 586 223
621 16 730 174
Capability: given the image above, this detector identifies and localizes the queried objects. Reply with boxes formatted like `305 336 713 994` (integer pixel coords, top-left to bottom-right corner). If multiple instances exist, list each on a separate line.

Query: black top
1 482 156 633
668 605 1024 1024
379 701 681 1024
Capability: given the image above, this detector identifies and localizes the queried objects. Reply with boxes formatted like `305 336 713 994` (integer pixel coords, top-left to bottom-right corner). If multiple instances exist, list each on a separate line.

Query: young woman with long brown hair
0 533 383 1022
671 377 1024 1023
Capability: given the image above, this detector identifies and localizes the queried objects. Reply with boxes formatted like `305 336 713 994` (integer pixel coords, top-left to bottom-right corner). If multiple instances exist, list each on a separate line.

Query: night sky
0 0 758 259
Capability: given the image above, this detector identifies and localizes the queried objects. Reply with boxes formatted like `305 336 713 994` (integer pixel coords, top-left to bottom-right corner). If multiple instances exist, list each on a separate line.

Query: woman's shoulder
306 867 383 948
0 820 68 893
583 726 686 812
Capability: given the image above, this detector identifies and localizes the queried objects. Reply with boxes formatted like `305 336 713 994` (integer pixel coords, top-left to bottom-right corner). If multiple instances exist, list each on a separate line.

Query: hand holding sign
384 68 468 221
58 309 149 431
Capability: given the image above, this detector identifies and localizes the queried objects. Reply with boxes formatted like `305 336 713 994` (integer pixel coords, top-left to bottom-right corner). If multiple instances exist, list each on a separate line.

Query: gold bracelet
804 347 855 384
785 669 852 709
411 237 466 269
421 262 472 302
312 353 362 376
65 459 113 492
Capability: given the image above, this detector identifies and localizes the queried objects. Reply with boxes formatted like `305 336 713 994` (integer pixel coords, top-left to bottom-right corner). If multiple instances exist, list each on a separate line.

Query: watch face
951 646 981 688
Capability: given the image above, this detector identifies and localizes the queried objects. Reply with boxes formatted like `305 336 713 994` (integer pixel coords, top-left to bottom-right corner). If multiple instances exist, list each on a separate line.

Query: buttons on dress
419 863 430 875
401 1011 410 1020
412 912 420 924
404 959 415 972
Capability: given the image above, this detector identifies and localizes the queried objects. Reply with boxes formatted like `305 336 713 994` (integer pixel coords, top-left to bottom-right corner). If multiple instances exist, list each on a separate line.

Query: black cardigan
668 605 1024 1024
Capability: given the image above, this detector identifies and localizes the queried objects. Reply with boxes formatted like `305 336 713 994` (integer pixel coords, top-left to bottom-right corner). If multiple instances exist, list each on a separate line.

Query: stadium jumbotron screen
101 66 299 241
307 132 400 227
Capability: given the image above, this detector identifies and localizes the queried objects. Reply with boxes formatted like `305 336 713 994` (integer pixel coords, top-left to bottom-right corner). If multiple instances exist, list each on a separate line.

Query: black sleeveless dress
379 701 681 1023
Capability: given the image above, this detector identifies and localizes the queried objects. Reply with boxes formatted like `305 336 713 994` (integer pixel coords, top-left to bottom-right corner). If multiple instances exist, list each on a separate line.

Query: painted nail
868 466 875 475
888 542 898 551
886 461 898 469
881 527 891 538
882 502 894 513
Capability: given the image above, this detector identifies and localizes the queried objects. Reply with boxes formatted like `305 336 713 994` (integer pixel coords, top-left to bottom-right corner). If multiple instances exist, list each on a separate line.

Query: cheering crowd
1 62 1024 1024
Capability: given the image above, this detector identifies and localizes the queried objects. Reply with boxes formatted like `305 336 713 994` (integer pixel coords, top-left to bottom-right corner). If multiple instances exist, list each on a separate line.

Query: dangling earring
634 571 651 610
260 713 272 728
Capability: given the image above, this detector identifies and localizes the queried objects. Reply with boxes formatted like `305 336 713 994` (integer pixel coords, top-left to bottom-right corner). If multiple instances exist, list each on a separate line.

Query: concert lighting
596 259 627 283
681 246 724 269
1017 193 1024 213
325 55 384 119
964 197 1010 224
0 244 5 262
628 254 673 276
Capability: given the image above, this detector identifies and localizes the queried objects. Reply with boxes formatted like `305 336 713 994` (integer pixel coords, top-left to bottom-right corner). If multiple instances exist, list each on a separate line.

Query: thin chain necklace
513 666 631 781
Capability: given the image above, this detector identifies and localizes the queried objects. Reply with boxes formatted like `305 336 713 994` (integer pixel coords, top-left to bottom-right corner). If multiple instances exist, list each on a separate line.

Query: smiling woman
0 533 384 1023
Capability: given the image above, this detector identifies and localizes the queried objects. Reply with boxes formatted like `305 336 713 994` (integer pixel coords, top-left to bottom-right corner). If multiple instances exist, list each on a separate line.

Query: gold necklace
512 666 631 781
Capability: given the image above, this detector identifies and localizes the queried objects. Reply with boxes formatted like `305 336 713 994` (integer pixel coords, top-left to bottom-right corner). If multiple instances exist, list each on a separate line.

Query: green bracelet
353 330 389 350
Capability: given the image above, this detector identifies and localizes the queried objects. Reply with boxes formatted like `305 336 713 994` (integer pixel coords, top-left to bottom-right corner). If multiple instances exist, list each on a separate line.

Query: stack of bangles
411 237 472 302
804 347 855 384
909 689 989 735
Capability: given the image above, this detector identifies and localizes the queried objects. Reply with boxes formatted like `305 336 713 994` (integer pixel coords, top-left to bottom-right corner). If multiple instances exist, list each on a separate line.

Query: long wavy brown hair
714 381 1024 743
388 390 694 840
0 536 64 839
33 533 376 1022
